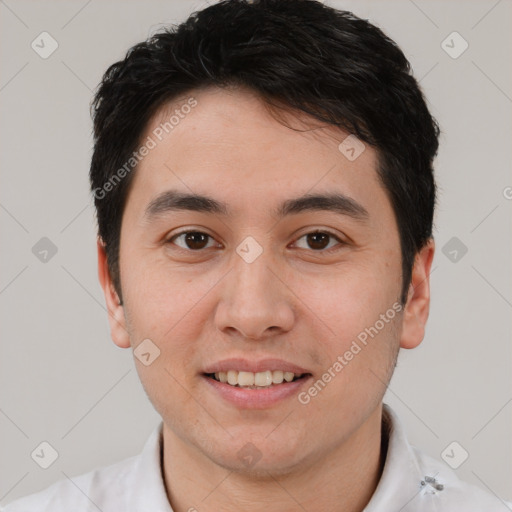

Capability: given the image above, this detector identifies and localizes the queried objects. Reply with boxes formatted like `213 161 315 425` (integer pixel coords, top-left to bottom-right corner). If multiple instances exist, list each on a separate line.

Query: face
98 86 434 476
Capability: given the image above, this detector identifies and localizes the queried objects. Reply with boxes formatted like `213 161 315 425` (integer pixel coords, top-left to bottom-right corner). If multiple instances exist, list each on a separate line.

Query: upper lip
203 358 311 375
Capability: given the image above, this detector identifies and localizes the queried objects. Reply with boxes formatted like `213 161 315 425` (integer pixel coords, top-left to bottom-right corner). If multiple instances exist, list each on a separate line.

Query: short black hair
90 0 439 306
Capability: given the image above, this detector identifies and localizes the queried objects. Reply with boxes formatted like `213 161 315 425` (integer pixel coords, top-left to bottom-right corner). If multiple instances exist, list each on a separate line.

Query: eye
167 230 219 251
293 230 345 252
166 229 345 253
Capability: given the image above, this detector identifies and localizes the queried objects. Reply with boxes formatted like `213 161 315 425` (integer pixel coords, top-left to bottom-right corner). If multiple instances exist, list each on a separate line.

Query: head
92 0 438 476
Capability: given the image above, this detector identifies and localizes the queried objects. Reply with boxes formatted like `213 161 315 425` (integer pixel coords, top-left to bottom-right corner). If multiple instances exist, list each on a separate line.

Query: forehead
124 86 388 226
147 86 370 165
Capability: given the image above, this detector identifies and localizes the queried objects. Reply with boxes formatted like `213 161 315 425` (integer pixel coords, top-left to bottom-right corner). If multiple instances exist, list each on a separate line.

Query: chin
207 437 308 478
218 453 305 479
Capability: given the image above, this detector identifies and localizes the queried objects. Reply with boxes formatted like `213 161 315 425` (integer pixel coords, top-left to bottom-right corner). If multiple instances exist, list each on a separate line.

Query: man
3 0 510 511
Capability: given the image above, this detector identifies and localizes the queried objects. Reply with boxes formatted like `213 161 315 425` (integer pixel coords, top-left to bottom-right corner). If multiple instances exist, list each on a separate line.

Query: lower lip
202 374 313 409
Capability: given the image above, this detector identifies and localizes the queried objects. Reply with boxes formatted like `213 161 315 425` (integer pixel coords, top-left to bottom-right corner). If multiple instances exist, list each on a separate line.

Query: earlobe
399 238 435 350
97 238 131 349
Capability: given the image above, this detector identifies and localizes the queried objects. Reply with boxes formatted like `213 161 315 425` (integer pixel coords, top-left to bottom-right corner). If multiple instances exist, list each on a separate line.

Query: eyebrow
144 189 369 223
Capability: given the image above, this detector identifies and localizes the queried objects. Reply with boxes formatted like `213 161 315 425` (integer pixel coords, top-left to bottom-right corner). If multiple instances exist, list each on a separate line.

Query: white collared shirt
2 404 511 511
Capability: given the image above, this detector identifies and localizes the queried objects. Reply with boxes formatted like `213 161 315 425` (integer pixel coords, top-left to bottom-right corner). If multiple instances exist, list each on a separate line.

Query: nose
214 245 295 341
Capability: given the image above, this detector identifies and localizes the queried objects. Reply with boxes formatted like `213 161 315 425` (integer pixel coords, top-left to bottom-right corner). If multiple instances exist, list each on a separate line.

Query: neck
162 404 386 512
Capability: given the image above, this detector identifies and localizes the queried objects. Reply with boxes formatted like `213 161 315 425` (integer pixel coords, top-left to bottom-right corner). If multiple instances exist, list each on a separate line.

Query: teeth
254 370 272 386
238 371 255 386
212 370 304 387
272 370 284 384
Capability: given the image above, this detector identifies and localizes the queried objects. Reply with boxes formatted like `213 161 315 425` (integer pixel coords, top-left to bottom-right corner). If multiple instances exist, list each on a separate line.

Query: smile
206 370 308 388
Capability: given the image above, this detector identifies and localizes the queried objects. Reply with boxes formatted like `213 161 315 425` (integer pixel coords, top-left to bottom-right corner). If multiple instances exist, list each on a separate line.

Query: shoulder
412 445 512 511
1 454 139 512
374 404 512 512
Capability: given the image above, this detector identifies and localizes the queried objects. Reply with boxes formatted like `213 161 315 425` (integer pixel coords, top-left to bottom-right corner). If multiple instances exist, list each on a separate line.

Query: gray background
1 0 511 505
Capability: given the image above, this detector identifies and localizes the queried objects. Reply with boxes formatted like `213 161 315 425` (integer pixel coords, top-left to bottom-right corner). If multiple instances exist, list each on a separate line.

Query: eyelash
166 229 346 254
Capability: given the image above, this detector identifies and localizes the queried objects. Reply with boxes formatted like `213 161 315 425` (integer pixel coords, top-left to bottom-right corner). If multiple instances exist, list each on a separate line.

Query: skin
98 85 434 512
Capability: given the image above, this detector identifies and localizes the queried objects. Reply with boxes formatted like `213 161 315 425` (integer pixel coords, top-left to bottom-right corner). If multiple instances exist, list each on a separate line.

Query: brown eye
294 231 343 252
169 231 215 250
306 232 329 250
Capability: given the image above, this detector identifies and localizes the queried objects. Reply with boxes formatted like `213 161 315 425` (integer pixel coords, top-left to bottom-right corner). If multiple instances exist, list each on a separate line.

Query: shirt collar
128 422 174 512
364 403 442 511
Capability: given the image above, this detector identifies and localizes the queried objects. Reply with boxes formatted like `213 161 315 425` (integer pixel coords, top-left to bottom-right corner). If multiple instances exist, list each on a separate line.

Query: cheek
120 257 217 413
121 252 215 338
295 260 397 336
295 263 402 387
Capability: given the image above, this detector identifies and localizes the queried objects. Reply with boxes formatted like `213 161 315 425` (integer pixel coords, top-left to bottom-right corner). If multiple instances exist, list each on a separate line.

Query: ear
399 238 435 350
97 238 131 349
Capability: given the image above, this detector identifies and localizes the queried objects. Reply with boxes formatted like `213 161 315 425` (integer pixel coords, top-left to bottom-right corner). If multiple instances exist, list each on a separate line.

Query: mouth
204 370 311 389
201 358 313 408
